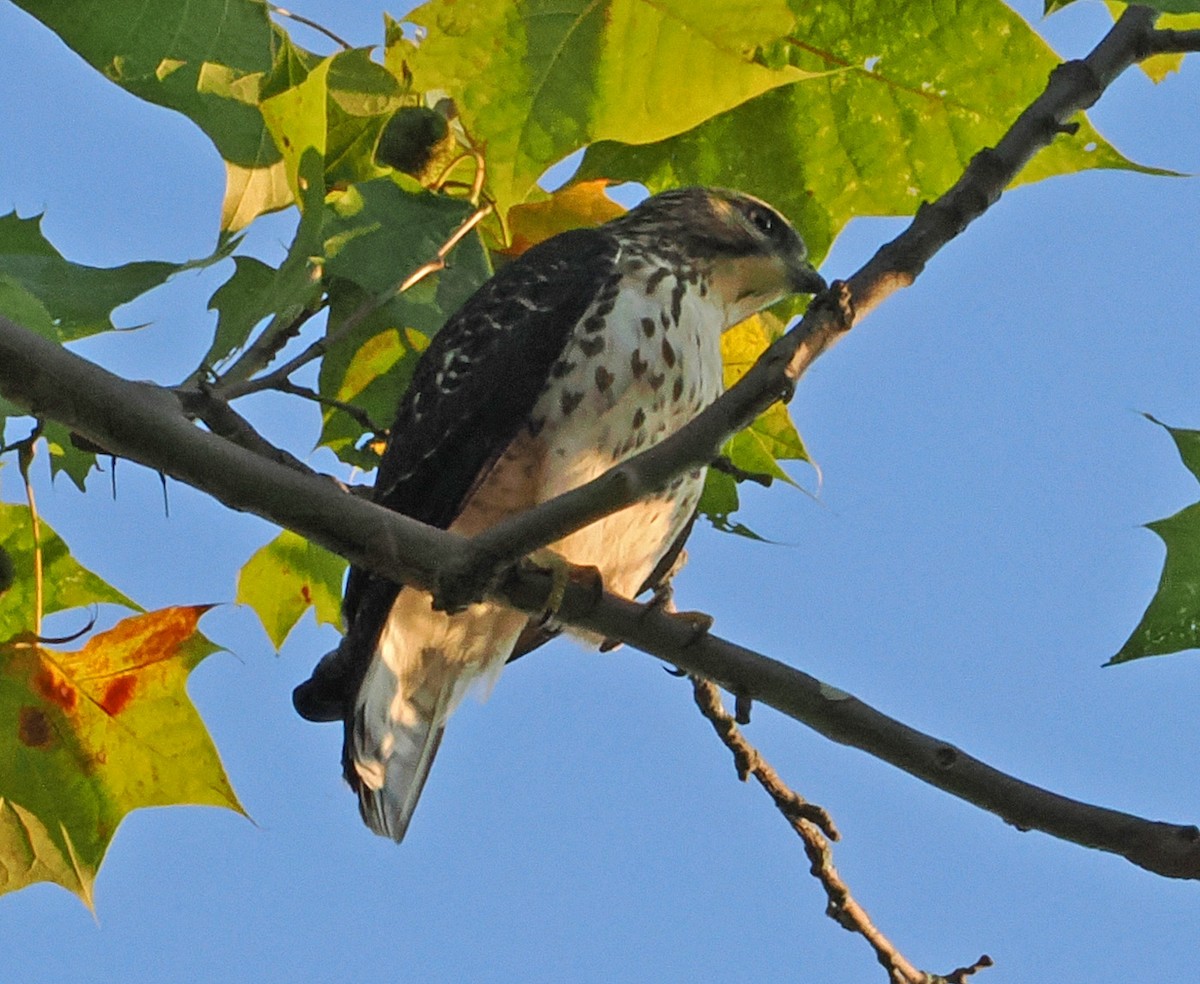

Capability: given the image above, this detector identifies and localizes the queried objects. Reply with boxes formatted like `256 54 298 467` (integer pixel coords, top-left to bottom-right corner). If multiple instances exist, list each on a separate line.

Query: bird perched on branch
294 187 825 841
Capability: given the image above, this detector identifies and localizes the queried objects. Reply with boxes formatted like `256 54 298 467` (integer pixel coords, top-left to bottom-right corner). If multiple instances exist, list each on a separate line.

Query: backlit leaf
1103 4 1200 82
579 0 1162 266
1111 417 1200 664
0 213 181 342
11 0 294 231
0 606 242 907
237 532 346 650
497 181 627 258
0 504 139 644
317 178 490 467
697 314 811 528
397 0 819 218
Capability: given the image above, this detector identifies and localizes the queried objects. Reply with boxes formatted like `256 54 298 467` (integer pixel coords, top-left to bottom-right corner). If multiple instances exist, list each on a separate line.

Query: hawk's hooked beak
788 258 827 297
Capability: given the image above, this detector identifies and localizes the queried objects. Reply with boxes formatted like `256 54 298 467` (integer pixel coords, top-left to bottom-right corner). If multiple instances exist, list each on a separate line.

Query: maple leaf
0 606 243 908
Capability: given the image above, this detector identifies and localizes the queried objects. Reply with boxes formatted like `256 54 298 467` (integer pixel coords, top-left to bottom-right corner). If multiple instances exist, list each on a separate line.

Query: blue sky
2 1 1199 981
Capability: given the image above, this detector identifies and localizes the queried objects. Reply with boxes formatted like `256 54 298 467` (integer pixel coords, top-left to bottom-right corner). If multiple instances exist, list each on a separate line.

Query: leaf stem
269 6 352 51
17 440 43 637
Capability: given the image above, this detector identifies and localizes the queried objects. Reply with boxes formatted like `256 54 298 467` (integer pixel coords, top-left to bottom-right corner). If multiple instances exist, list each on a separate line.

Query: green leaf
0 275 58 342
0 504 140 644
324 49 408 190
578 0 1162 266
322 178 489 301
698 468 768 541
316 177 490 466
236 532 346 650
1110 417 1200 664
397 0 820 218
205 257 278 369
42 421 99 493
720 313 809 481
0 606 242 907
12 0 298 231
260 48 407 207
0 214 182 342
317 313 429 469
200 151 327 379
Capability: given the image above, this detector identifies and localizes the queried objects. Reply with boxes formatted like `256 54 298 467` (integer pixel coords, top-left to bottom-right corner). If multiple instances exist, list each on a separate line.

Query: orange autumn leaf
0 606 243 908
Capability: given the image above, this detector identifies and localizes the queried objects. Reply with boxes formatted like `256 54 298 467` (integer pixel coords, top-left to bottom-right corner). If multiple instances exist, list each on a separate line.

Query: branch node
940 953 995 983
711 454 774 488
934 746 959 769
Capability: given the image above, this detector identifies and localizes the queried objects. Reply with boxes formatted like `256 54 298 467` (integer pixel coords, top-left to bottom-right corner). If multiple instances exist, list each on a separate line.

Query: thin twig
222 203 492 400
270 5 352 50
274 379 389 437
175 386 322 478
397 203 492 292
711 454 774 488
202 302 325 394
691 676 990 984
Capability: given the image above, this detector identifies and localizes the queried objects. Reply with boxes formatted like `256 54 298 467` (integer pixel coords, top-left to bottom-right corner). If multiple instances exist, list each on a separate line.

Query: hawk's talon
530 548 571 627
529 553 603 628
644 576 677 616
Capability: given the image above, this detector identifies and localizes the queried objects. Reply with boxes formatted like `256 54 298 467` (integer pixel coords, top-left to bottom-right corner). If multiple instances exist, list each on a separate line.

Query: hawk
294 187 825 841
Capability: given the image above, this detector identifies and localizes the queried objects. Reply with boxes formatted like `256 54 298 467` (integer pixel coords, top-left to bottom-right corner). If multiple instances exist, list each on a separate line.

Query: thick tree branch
0 315 459 592
3 313 1199 880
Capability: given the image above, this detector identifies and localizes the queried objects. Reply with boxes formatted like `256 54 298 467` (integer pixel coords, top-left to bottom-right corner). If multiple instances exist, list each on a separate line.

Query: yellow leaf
0 607 242 908
720 312 810 485
498 180 627 257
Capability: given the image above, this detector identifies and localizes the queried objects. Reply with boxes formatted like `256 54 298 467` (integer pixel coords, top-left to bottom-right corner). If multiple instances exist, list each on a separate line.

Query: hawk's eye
749 208 774 236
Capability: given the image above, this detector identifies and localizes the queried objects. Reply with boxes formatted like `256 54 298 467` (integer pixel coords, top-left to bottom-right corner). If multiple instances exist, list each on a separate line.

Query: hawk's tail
343 659 452 842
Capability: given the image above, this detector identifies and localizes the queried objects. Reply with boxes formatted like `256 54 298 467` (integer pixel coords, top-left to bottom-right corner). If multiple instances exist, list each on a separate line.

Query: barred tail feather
345 659 453 842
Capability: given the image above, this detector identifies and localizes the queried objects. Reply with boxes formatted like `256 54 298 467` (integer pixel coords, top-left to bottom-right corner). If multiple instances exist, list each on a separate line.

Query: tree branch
691 676 994 984
1144 27 1200 55
175 385 319 476
0 316 459 591
3 313 1199 880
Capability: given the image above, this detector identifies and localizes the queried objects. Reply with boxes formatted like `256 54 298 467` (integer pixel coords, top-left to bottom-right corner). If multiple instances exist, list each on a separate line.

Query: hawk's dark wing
294 227 621 721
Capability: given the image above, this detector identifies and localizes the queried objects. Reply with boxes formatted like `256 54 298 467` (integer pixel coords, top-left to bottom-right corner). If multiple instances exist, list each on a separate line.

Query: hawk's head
612 187 826 323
